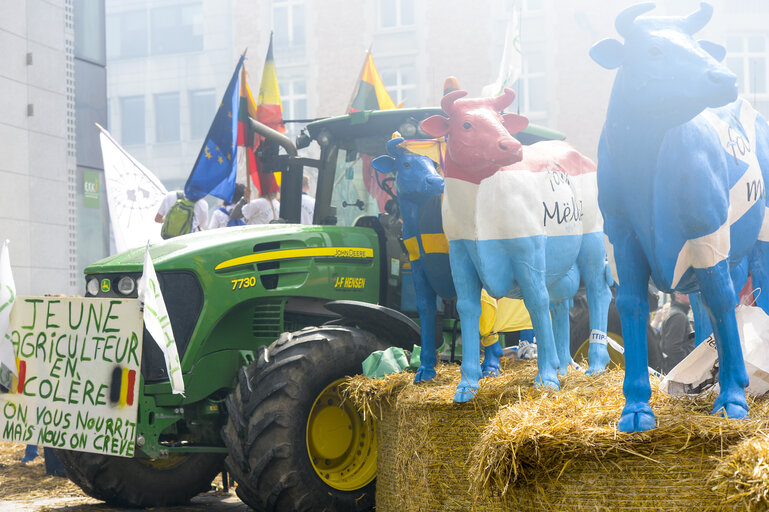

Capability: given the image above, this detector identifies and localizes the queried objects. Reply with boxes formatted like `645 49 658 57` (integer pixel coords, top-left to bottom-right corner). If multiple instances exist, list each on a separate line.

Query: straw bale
345 361 769 512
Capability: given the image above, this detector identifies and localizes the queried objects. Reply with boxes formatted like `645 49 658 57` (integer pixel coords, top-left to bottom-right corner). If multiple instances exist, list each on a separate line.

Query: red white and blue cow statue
371 137 503 383
420 89 613 402
591 2 769 432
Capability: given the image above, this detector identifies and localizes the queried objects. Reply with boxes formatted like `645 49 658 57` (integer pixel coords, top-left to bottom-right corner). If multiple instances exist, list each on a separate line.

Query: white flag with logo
482 2 522 98
138 243 185 395
0 240 16 377
98 125 167 253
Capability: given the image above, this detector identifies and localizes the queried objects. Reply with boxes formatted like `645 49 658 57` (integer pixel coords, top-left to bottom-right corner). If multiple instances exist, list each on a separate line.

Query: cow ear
699 40 726 62
420 115 450 138
502 113 529 135
590 38 625 69
371 155 397 174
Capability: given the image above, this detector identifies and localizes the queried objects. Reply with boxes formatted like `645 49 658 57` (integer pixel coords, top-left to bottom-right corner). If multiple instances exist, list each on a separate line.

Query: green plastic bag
362 347 409 379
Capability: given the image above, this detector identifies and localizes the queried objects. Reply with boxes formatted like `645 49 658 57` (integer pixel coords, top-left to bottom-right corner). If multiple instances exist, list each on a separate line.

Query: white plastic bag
660 305 769 397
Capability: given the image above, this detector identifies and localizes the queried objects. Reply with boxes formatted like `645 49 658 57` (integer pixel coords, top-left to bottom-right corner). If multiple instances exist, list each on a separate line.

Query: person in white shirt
230 185 280 225
155 191 209 233
300 174 315 225
208 183 246 229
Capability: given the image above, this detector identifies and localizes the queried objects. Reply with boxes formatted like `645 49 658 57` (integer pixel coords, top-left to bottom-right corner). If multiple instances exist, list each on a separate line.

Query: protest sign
0 297 143 458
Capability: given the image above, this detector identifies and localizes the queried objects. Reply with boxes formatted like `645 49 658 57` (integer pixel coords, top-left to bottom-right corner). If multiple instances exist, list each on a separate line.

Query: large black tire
222 326 389 512
53 448 225 507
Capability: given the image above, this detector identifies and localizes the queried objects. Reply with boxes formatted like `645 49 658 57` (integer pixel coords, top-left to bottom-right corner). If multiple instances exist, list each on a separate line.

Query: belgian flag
240 34 284 195
348 51 399 113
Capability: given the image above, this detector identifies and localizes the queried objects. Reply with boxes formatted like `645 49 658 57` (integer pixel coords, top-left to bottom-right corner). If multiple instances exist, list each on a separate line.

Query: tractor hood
84 223 375 276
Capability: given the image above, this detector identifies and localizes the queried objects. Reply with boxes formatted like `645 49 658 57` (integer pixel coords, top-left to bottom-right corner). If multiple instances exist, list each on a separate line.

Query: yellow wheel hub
307 378 376 491
574 332 625 368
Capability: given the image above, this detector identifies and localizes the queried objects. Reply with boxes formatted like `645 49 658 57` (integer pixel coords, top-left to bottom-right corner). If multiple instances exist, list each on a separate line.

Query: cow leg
450 241 484 402
513 260 559 389
694 262 749 419
577 231 613 375
548 265 580 375
749 241 769 315
412 263 438 383
612 230 655 433
689 292 713 346
481 341 503 378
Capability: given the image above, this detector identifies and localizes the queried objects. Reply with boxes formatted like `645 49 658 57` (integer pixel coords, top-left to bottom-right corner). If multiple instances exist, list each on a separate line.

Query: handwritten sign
0 297 143 458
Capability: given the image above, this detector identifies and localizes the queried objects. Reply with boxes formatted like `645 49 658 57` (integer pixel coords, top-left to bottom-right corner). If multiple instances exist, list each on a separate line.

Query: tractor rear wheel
53 448 224 507
222 326 387 512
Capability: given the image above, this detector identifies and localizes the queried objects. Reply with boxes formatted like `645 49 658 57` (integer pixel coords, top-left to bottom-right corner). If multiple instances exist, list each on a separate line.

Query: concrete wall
0 0 76 295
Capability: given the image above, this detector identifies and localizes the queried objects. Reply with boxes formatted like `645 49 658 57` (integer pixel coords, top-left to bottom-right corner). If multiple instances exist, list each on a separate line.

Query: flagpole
345 43 374 114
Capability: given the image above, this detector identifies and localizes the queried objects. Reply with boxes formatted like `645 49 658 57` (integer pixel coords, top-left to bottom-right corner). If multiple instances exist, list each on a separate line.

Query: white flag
98 125 167 253
0 240 16 377
138 243 185 395
482 3 522 98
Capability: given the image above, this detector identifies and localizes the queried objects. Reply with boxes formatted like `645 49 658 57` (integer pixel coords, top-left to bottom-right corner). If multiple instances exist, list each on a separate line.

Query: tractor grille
252 299 285 340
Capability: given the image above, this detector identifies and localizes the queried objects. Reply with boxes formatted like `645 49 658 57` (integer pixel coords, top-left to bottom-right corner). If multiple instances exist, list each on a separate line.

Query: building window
120 96 145 145
727 34 769 118
273 0 305 60
279 77 308 140
150 3 203 55
189 89 216 140
509 50 547 121
154 93 180 143
727 35 768 97
381 67 416 107
106 11 147 60
378 0 414 29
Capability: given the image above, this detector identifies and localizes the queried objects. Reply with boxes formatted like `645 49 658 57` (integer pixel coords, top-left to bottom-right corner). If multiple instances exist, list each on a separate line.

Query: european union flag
184 56 244 202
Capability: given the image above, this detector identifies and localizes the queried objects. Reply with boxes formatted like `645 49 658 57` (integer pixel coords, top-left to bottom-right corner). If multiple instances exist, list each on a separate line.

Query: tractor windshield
330 148 392 227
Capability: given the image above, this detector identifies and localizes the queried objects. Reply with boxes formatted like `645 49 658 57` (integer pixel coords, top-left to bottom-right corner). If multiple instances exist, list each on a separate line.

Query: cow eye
403 162 411 168
463 122 472 130
648 46 662 57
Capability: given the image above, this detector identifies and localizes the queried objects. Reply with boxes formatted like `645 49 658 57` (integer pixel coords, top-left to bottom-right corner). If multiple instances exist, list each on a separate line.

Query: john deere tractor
54 108 564 511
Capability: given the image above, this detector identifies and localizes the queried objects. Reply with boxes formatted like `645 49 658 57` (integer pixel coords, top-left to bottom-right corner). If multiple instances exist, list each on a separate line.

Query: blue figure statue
372 136 503 382
420 89 613 402
590 2 769 432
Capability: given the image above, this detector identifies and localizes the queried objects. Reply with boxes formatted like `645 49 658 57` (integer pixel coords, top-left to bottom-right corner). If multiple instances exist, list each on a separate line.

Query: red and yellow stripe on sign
120 368 137 406
15 358 26 394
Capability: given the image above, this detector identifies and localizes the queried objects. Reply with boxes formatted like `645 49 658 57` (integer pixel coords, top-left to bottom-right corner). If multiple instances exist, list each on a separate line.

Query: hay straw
709 432 769 511
345 360 769 512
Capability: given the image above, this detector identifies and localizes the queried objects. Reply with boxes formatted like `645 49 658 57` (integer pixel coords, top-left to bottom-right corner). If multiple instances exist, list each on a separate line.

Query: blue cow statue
420 89 613 402
371 136 503 383
591 2 769 432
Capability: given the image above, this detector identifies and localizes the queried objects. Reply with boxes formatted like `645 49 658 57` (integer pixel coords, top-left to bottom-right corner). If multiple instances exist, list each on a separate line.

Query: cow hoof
713 397 749 420
585 365 606 377
481 363 501 378
618 403 656 433
453 385 478 403
587 342 610 376
534 373 560 390
413 366 437 383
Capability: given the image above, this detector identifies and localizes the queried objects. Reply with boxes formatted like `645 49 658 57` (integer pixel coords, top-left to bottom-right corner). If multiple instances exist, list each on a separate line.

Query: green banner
83 170 100 209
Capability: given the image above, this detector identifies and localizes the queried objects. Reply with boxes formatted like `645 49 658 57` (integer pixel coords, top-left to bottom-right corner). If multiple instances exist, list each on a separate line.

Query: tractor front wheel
53 448 224 507
222 326 387 512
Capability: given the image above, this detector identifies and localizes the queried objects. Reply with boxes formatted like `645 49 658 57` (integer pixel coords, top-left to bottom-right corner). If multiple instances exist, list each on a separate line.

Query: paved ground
0 443 252 511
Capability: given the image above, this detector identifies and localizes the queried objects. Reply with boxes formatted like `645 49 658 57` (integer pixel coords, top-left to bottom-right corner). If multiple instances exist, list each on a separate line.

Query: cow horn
386 137 405 157
615 2 655 39
683 2 713 35
491 88 516 112
441 89 468 116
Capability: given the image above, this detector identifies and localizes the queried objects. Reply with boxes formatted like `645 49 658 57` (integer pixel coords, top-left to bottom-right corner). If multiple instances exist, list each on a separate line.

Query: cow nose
708 69 736 86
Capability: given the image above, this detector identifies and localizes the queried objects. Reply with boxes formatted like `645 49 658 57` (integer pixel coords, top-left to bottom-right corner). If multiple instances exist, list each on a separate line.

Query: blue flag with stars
184 56 244 202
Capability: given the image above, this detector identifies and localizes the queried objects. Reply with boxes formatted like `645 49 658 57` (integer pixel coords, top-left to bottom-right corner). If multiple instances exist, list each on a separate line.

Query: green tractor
54 108 565 511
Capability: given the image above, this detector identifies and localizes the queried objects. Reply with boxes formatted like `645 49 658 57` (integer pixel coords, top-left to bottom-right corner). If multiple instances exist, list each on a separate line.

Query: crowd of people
155 174 315 239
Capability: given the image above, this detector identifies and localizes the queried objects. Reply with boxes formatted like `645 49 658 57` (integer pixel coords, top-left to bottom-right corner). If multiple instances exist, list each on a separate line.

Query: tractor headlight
86 277 100 297
117 276 136 296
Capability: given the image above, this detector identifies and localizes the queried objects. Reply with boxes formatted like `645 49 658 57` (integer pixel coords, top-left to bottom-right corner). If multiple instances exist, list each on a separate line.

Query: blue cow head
590 2 737 125
371 137 444 207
